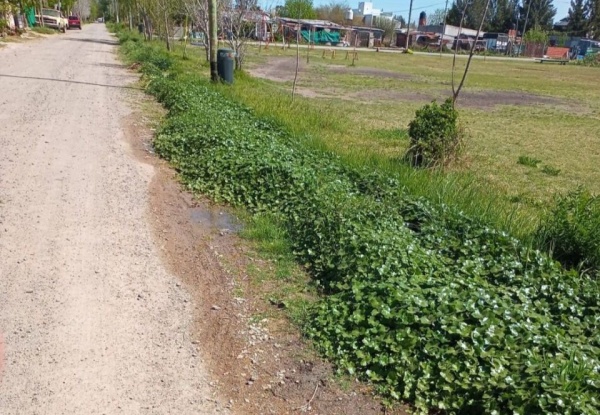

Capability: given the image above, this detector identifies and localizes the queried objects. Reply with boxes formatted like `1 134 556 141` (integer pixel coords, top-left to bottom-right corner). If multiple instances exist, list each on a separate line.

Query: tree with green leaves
487 0 519 32
567 0 588 35
446 0 489 29
279 0 316 19
586 0 600 38
315 1 348 24
374 16 396 44
519 0 556 31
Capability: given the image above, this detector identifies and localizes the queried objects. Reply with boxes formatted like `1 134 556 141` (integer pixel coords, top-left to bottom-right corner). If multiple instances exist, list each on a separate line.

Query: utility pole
440 0 449 56
208 0 218 81
405 0 413 50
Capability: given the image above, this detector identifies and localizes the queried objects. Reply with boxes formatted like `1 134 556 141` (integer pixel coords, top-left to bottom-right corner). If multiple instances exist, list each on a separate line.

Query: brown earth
0 24 405 415
248 56 564 109
125 75 408 415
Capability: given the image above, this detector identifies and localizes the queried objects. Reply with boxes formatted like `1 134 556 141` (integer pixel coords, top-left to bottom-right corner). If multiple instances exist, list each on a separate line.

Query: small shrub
541 164 561 176
406 99 461 167
536 187 600 272
575 53 600 67
517 155 541 167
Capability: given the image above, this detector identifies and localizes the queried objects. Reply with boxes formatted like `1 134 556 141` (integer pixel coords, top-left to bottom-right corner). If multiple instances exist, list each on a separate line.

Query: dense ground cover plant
116 32 600 415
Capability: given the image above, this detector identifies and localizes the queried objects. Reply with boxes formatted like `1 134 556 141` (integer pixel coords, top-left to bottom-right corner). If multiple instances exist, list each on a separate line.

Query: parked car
68 15 82 29
35 8 67 32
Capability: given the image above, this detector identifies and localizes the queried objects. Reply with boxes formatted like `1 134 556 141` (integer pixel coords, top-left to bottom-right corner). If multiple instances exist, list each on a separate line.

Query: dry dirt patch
249 57 565 109
350 88 564 108
125 92 407 415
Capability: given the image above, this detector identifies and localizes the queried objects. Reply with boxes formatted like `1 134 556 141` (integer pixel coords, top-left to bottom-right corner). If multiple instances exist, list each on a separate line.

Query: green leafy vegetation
31 26 57 34
536 188 600 274
517 155 542 168
576 53 600 67
407 99 462 167
541 164 561 176
114 31 600 414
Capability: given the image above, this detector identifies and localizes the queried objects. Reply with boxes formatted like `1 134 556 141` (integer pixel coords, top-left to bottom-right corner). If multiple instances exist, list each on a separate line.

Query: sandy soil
0 24 228 414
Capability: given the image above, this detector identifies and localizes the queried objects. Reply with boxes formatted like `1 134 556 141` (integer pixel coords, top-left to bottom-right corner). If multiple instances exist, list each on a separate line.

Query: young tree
279 0 316 19
220 0 257 70
374 17 396 44
567 0 588 35
428 8 447 25
315 1 348 24
183 0 221 61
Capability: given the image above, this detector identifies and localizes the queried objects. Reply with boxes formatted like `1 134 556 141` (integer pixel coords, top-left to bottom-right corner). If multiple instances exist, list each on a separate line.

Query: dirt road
0 25 226 414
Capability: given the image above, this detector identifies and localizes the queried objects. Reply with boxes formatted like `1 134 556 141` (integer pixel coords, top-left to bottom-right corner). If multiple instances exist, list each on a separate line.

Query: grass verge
112 28 600 415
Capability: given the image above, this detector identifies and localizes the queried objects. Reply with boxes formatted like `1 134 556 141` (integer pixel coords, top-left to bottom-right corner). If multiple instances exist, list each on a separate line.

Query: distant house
276 18 345 45
418 24 482 38
553 17 569 32
349 25 384 47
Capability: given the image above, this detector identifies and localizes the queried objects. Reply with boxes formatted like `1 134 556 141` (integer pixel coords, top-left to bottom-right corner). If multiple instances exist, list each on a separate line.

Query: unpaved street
0 25 225 414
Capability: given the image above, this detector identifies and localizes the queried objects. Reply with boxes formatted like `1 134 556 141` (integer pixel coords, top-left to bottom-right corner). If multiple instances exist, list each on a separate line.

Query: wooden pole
208 0 218 81
405 0 413 50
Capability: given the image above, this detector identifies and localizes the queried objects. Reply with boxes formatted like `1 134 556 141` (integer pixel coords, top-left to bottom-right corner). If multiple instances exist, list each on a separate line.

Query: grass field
236 46 600 204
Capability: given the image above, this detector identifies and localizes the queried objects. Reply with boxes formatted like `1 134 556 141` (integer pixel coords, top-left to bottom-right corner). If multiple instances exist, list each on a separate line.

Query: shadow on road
62 37 119 46
0 74 140 89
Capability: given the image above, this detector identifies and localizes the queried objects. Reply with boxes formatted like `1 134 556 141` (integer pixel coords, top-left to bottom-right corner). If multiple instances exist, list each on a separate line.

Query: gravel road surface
0 24 224 414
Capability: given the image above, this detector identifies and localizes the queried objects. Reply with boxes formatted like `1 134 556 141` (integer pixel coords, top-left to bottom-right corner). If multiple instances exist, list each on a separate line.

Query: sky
264 0 572 24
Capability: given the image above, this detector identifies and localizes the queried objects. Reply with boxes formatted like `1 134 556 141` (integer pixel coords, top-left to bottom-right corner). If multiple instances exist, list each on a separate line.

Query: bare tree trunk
183 15 189 58
405 0 413 50
39 0 44 26
164 11 171 51
452 0 491 105
451 0 469 101
292 23 300 101
208 0 218 81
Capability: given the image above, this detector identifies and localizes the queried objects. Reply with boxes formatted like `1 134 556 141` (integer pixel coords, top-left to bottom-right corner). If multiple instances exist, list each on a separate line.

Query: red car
68 16 81 30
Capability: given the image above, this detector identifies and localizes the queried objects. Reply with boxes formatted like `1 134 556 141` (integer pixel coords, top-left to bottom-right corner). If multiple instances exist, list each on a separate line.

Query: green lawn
234 46 600 207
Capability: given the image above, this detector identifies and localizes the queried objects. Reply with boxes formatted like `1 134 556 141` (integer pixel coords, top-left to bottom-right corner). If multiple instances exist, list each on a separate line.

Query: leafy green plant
541 164 561 176
407 99 462 167
576 53 600 67
517 155 542 168
116 32 600 415
536 187 600 273
523 28 549 44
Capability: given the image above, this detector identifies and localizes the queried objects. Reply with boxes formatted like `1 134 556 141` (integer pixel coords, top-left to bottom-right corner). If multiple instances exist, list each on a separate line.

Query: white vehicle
35 9 67 33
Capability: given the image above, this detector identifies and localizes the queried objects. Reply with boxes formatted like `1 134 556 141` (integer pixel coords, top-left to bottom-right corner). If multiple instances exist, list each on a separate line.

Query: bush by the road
115 31 600 415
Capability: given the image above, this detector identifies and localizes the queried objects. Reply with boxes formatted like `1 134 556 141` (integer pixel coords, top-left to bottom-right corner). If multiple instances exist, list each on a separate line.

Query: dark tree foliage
568 0 589 36
519 0 557 31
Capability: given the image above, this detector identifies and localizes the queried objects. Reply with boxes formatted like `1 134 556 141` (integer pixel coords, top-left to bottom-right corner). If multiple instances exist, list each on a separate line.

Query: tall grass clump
112 28 600 415
536 187 600 275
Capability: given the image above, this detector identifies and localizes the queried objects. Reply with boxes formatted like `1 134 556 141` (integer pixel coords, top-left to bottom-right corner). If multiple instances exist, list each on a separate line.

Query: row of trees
441 0 599 39
566 0 600 37
444 0 555 33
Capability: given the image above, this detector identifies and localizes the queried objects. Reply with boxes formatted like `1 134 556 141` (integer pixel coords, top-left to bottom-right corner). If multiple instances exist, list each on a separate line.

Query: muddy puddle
189 206 242 233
